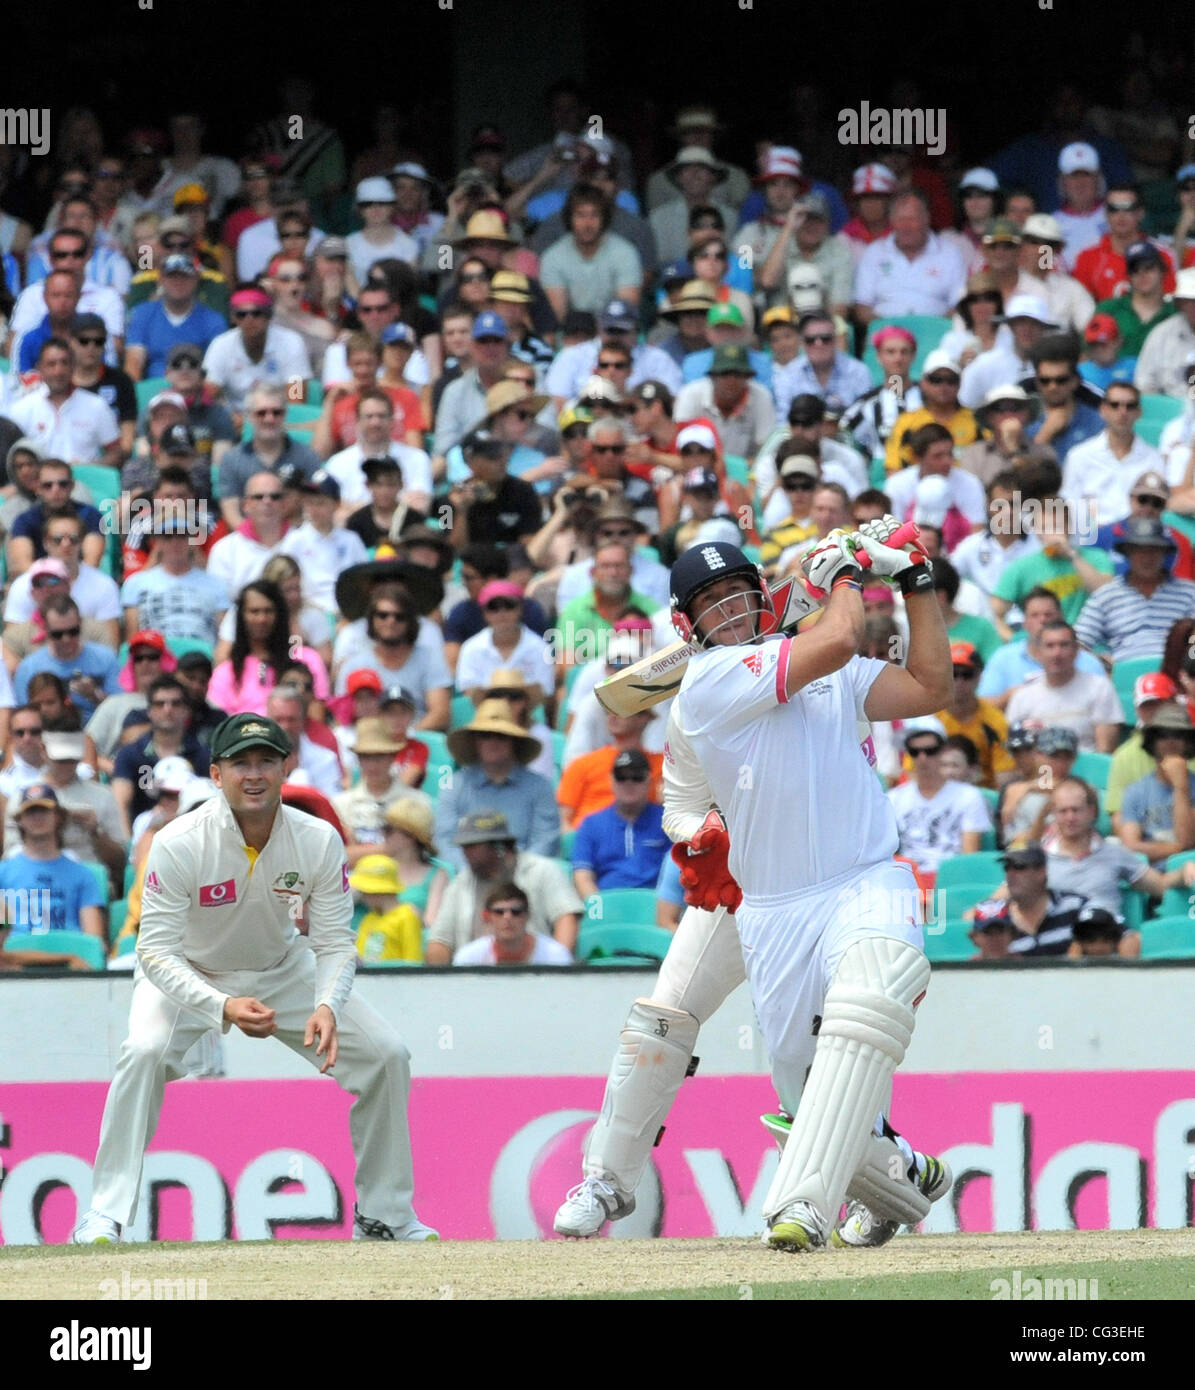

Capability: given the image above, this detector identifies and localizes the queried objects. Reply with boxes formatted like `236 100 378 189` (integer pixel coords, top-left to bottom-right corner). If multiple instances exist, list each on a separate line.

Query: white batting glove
851 531 920 577
803 531 862 597
857 514 905 546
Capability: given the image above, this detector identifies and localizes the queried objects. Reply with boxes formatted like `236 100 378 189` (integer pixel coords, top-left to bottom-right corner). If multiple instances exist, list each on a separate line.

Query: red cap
1084 312 1120 345
129 630 167 655
1135 672 1178 705
950 641 980 668
347 669 383 696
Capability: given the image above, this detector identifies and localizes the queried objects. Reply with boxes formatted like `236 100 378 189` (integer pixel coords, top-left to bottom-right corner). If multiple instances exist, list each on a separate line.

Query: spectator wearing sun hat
345 177 418 284
434 700 559 869
959 294 1058 409
334 716 431 864
841 163 896 265
647 147 737 266
350 855 423 963
673 344 776 462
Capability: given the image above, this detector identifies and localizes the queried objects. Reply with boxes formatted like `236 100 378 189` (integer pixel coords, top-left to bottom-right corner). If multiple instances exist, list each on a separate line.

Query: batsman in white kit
555 518 953 1250
72 712 437 1245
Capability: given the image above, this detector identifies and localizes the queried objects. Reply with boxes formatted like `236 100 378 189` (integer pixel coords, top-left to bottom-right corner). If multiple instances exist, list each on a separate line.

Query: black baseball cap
160 422 196 456
788 393 826 426
68 313 106 338
362 455 402 481
300 469 341 500
613 748 651 781
1000 843 1047 870
1072 904 1123 940
210 713 292 761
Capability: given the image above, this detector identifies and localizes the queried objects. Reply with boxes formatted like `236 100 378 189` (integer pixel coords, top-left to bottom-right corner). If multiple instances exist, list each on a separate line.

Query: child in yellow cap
350 855 423 962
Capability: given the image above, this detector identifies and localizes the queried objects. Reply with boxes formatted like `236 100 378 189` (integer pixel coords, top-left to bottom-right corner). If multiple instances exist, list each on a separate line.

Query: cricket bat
594 524 924 716
594 576 817 716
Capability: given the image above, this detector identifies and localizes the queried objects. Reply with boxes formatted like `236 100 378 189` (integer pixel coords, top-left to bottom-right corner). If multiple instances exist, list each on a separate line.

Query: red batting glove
671 809 743 913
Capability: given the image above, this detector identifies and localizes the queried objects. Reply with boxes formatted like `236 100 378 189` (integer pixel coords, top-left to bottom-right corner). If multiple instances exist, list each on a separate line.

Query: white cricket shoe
352 1205 440 1241
763 1199 829 1252
553 1175 635 1237
71 1210 121 1245
832 1152 954 1248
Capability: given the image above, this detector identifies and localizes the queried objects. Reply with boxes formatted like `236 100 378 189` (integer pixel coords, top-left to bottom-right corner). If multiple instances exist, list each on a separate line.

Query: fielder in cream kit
555 518 954 1250
72 713 437 1245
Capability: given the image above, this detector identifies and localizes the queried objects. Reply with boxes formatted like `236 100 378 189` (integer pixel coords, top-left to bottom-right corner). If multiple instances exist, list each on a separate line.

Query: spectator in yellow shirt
884 351 979 474
350 855 423 962
938 641 1016 788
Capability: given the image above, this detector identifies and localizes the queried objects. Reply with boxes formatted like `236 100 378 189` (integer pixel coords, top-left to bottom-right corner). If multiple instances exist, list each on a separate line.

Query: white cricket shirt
137 793 355 1030
673 638 897 897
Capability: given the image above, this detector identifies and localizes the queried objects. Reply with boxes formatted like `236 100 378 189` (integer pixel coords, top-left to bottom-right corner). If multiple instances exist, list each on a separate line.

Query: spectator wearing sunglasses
7 459 104 573
1025 334 1104 457
124 255 228 381
215 385 320 527
68 314 136 460
139 343 237 470
127 216 230 317
206 469 293 597
1090 471 1195 580
1060 381 1163 525
200 285 311 418
1072 185 1176 303
14 594 121 721
936 642 1016 789
886 720 993 881
772 310 872 422
456 582 553 712
5 228 125 371
451 881 573 966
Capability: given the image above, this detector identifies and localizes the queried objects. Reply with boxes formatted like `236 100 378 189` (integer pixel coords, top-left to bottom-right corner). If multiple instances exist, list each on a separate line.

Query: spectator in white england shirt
886 720 993 880
852 190 968 323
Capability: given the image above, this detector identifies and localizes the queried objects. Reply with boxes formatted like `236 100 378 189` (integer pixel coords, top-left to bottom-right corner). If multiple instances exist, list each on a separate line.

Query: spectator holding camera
442 430 542 551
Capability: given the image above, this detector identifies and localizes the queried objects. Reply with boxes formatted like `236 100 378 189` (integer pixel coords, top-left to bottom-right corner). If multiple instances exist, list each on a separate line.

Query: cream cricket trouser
90 939 417 1231
653 903 746 1020
734 859 925 1117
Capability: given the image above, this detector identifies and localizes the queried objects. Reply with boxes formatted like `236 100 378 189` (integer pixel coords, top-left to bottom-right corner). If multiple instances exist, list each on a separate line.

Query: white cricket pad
584 999 700 1194
846 1134 932 1225
763 936 930 1225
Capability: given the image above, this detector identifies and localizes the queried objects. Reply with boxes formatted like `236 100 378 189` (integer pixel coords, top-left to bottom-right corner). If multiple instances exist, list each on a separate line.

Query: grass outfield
3 1230 1194 1300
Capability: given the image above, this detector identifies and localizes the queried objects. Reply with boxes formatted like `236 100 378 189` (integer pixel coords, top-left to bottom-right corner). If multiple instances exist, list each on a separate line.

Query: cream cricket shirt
137 794 355 1030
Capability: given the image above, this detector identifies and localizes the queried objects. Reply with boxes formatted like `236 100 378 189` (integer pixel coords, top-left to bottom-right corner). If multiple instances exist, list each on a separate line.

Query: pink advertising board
3 1073 1194 1244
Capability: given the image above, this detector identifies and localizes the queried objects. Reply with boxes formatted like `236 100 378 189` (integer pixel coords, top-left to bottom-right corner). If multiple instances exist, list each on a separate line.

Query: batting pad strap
584 999 700 1195
763 937 931 1226
847 1134 932 1225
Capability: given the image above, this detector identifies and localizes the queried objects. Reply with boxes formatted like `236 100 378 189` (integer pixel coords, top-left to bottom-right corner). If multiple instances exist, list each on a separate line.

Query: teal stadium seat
934 851 1005 892
582 889 658 925
923 919 976 963
3 930 107 970
134 376 170 410
576 922 673 962
1139 915 1195 960
1111 657 1161 724
1137 394 1183 448
1071 751 1112 789
861 316 951 385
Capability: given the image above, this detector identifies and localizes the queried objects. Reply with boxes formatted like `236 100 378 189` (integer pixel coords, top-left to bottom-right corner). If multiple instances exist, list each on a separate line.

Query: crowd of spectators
2 80 1195 970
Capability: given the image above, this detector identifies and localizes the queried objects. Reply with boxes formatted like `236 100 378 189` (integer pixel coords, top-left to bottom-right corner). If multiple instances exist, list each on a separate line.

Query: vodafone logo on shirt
199 878 238 907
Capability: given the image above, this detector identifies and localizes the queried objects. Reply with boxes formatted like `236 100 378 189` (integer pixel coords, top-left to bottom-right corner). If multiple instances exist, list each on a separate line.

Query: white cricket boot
71 1210 121 1245
553 1175 635 1237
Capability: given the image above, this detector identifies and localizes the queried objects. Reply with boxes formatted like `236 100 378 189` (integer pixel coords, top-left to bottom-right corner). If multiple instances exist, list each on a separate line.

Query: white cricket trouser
652 904 746 1021
734 859 924 1116
90 939 418 1231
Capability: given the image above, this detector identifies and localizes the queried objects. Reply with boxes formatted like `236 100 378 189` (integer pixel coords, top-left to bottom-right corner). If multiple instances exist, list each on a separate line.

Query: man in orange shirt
556 708 663 829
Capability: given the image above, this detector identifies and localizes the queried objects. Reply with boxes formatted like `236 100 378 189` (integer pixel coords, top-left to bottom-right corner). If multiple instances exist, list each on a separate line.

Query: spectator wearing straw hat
434 700 559 868
350 855 423 964
1118 703 1195 862
644 106 751 212
382 797 449 927
647 148 737 267
488 270 555 369
334 716 431 865
481 668 555 785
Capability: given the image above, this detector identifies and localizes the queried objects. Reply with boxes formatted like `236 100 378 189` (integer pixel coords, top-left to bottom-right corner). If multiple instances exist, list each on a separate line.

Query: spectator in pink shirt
207 579 329 714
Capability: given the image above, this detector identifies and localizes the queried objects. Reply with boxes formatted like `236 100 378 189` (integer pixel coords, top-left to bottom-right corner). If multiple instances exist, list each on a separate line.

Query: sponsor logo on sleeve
144 871 162 894
741 650 763 676
199 878 237 907
342 863 350 893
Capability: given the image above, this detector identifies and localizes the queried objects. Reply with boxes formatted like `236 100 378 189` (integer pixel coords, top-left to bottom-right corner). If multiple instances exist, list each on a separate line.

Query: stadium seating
1137 394 1183 448
576 921 673 962
450 692 475 728
582 889 657 925
1111 658 1161 724
724 454 751 487
72 463 122 577
923 919 976 963
860 315 951 384
1158 851 1195 918
559 829 577 859
1072 751 1112 789
3 930 107 971
134 376 169 410
1120 886 1147 931
978 786 999 850
935 851 1005 892
587 954 658 967
1138 915 1195 960
937 881 998 921
284 403 322 428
